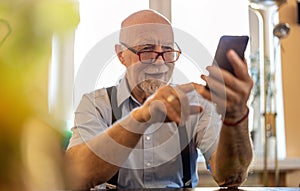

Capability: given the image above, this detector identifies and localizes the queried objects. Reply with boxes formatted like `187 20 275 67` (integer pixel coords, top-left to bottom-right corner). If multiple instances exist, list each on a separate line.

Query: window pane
74 0 148 108
172 0 249 55
74 0 148 78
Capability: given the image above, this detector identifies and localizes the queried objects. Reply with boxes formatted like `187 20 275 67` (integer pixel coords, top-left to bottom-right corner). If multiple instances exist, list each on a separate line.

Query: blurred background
0 0 79 190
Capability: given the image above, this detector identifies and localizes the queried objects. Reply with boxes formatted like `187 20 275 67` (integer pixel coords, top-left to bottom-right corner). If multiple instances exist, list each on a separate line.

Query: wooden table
91 187 300 191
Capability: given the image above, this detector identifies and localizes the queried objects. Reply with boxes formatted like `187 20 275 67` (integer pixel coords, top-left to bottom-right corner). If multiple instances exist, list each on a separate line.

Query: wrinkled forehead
119 23 174 47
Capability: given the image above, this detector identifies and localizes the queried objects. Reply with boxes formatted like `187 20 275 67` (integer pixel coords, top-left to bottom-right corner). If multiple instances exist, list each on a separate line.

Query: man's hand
199 49 253 122
132 83 203 126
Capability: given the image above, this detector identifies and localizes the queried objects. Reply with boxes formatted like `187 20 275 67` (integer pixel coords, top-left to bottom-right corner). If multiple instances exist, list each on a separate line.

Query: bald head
121 9 171 28
119 10 174 46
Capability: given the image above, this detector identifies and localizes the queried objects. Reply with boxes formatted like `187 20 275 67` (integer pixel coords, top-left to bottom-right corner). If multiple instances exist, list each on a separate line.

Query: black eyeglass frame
120 42 182 64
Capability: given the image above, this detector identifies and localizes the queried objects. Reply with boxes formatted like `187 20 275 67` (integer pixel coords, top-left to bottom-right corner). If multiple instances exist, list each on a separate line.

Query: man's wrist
223 107 249 127
132 107 150 123
119 110 150 134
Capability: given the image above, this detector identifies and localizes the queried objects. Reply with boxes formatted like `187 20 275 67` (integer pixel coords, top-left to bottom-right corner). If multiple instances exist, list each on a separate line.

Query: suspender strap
107 86 121 123
105 86 192 188
178 126 192 188
106 86 121 187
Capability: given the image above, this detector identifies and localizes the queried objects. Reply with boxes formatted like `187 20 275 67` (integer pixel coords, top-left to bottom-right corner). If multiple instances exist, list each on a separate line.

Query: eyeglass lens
139 51 179 64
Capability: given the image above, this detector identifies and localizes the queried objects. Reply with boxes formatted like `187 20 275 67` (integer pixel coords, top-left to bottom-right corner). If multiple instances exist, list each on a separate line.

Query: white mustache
143 64 170 74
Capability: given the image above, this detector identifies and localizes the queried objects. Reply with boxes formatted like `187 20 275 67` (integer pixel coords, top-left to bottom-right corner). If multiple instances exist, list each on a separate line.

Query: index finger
227 49 250 81
176 82 202 93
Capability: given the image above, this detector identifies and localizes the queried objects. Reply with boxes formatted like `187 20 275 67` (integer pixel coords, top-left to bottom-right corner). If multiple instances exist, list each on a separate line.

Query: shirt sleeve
67 88 111 149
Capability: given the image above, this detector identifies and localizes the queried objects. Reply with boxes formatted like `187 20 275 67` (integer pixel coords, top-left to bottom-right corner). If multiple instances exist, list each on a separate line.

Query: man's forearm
65 140 119 189
65 113 149 189
212 119 253 187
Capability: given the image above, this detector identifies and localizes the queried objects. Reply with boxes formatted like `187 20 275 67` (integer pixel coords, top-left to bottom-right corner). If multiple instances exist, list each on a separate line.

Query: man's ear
115 44 125 65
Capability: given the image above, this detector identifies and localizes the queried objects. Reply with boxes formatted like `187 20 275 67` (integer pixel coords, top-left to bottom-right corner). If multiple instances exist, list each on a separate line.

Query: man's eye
162 46 173 51
140 46 154 51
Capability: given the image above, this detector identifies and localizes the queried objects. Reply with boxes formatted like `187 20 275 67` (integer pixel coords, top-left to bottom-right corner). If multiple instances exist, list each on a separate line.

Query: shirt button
146 162 151 167
145 136 151 141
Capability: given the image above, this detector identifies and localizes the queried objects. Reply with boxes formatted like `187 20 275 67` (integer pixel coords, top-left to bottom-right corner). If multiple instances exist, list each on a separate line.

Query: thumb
189 105 203 115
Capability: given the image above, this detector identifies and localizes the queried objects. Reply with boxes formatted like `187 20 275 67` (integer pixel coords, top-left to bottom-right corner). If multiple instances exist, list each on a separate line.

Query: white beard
138 79 167 96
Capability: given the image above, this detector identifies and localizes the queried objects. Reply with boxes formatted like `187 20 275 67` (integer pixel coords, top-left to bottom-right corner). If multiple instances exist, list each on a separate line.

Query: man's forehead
132 29 173 43
132 38 174 47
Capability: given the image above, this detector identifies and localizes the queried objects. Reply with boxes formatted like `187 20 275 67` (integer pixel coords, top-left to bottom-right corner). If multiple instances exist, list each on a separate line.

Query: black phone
205 35 249 90
213 35 249 75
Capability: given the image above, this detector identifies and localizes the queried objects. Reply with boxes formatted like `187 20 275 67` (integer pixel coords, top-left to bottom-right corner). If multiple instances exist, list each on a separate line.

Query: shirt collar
116 77 133 107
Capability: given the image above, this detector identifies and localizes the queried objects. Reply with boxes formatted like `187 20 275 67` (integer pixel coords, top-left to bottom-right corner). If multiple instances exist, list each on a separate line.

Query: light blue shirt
68 78 222 188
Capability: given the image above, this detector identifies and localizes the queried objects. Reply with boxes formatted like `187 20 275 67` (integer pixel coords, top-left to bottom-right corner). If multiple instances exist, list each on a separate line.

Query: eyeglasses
120 42 181 64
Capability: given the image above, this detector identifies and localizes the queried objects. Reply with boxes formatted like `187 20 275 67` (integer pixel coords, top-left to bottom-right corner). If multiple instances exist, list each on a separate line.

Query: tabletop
90 187 300 191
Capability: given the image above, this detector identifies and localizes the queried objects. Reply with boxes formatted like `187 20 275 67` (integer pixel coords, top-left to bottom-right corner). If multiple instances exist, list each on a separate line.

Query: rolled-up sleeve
67 89 111 149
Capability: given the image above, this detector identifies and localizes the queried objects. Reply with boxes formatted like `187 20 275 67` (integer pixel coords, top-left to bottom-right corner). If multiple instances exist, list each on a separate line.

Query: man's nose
153 46 165 65
153 54 164 64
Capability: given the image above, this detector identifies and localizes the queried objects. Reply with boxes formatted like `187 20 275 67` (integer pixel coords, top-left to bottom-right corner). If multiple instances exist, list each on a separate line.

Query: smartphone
205 35 249 90
213 35 249 75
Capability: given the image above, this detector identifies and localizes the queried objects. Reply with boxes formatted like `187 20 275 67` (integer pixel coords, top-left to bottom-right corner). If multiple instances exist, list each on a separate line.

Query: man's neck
131 86 148 104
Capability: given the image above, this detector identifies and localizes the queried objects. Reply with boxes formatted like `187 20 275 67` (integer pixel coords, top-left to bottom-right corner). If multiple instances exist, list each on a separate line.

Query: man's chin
138 79 167 96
